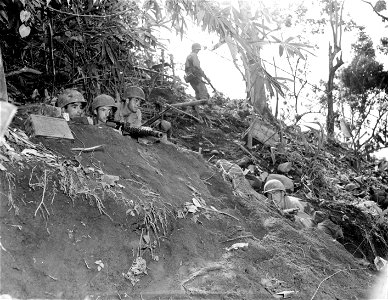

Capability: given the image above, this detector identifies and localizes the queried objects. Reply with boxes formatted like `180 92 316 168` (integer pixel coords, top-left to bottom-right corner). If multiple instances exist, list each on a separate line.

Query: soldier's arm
191 54 206 77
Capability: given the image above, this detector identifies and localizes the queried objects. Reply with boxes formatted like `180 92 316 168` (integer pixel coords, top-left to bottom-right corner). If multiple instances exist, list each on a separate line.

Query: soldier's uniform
185 43 210 100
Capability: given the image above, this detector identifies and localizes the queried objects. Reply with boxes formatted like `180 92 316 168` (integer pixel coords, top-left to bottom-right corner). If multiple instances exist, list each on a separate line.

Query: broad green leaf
197 8 205 25
225 35 238 61
20 10 30 22
271 35 282 43
105 42 116 64
0 10 8 23
285 36 295 43
19 24 31 38
279 45 284 57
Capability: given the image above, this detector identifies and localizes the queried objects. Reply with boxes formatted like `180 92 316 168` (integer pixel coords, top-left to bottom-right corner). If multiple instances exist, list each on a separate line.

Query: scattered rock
210 149 220 156
277 162 292 173
267 174 294 191
236 156 252 168
354 176 363 185
339 174 349 183
356 201 382 216
345 183 359 191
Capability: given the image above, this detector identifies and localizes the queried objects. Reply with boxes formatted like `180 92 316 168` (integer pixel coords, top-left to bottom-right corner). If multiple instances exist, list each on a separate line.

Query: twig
0 241 7 251
84 259 91 269
204 207 239 221
47 6 134 18
47 274 58 281
236 142 263 171
116 292 123 300
165 103 202 123
203 137 215 146
34 170 48 217
71 145 104 152
221 234 259 243
310 269 345 300
202 173 216 181
6 67 42 77
182 265 223 287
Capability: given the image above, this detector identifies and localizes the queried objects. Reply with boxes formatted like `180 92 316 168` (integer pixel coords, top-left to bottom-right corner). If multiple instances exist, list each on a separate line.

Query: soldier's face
64 102 84 118
128 97 141 113
96 106 113 124
268 190 285 205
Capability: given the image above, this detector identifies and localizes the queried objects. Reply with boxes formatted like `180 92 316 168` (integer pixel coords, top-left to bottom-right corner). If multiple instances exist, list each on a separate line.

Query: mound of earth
0 119 377 299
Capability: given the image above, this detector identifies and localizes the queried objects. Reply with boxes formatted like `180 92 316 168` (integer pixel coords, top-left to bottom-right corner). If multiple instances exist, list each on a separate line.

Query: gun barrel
122 124 163 138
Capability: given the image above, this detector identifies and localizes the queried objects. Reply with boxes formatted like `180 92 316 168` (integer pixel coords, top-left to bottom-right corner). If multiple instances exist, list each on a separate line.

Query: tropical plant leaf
279 45 284 57
0 10 8 24
20 10 31 22
19 24 31 38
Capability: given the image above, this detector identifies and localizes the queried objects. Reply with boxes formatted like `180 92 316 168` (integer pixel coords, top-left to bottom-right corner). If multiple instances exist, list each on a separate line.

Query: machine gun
141 99 209 127
106 121 163 138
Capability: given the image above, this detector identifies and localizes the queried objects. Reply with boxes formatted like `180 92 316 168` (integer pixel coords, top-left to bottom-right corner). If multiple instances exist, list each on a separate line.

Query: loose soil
0 114 378 300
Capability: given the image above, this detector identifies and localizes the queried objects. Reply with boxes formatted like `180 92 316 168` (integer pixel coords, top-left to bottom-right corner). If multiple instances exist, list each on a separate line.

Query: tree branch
361 0 388 22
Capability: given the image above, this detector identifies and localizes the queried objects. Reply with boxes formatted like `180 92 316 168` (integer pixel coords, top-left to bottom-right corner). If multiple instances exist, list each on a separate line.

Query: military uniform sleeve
191 53 201 68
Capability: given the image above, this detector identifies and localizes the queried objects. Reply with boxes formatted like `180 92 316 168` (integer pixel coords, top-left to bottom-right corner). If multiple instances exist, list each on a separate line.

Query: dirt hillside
0 111 381 300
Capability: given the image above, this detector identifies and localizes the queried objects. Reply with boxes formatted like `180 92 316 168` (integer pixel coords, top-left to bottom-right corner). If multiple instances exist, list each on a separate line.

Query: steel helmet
91 94 117 112
192 43 201 51
263 179 286 194
57 89 86 108
124 86 145 101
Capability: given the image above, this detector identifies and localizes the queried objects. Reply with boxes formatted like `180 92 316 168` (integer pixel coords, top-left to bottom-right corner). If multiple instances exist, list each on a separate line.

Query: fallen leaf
0 162 6 171
21 149 40 156
192 197 202 207
225 242 248 251
143 234 150 245
0 154 9 162
275 290 296 298
186 205 198 213
101 174 120 186
176 210 185 218
94 260 105 271
192 214 199 223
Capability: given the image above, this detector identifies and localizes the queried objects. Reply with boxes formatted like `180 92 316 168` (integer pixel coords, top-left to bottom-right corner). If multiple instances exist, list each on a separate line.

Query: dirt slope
0 122 376 300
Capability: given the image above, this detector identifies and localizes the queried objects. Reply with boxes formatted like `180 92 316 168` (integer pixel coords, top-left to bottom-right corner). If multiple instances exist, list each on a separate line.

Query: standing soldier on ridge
184 43 211 101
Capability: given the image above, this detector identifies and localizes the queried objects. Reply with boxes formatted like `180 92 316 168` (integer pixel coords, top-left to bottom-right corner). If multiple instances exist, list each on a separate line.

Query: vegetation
339 28 388 156
1 0 388 159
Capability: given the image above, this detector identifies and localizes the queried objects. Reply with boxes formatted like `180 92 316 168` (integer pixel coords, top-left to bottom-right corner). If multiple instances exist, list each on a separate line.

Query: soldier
184 43 211 101
116 85 171 135
116 86 144 127
263 179 344 240
263 179 306 216
57 89 86 119
91 94 117 125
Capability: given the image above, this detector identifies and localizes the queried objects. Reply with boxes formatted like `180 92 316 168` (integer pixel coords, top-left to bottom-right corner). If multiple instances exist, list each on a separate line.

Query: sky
157 0 388 100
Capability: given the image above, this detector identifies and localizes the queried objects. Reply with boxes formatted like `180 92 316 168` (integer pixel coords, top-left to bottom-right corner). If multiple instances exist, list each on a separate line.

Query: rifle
106 121 163 138
203 77 217 93
141 99 209 127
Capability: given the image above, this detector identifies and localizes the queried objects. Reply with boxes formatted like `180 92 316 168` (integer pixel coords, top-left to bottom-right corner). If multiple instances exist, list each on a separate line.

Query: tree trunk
326 0 345 138
238 1 271 119
327 68 335 136
0 46 8 102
